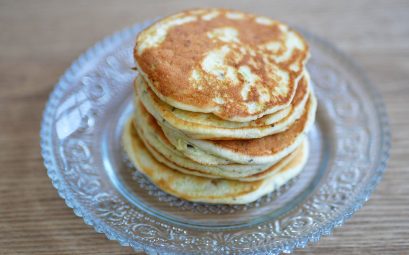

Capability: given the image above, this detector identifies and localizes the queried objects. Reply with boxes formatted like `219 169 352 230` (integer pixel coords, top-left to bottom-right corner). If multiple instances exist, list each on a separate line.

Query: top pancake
134 8 309 122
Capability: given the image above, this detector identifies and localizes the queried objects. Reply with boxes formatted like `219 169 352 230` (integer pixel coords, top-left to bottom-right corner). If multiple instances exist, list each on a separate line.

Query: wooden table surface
1 0 408 254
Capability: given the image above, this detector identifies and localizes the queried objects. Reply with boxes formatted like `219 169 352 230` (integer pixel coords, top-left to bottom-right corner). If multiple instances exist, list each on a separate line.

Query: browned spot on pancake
135 8 308 121
210 179 219 186
247 86 260 102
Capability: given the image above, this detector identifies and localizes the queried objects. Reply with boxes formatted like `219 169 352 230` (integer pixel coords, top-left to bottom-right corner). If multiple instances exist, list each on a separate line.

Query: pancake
136 71 310 139
161 93 317 165
122 118 309 204
134 99 306 180
134 8 309 122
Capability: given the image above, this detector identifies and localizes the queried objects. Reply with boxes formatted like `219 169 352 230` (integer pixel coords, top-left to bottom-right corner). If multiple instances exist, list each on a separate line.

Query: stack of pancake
123 9 317 204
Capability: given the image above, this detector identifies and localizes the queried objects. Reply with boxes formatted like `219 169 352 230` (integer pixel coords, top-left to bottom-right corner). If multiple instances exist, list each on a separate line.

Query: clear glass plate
40 20 390 255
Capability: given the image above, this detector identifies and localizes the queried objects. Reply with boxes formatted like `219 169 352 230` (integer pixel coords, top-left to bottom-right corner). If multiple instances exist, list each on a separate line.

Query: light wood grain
0 0 408 254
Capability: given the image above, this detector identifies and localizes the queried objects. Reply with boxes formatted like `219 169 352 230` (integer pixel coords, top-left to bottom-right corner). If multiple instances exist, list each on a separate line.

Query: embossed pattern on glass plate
40 20 390 255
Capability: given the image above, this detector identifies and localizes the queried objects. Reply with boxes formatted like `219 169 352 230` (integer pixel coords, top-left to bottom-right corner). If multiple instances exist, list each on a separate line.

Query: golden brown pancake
134 8 309 122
